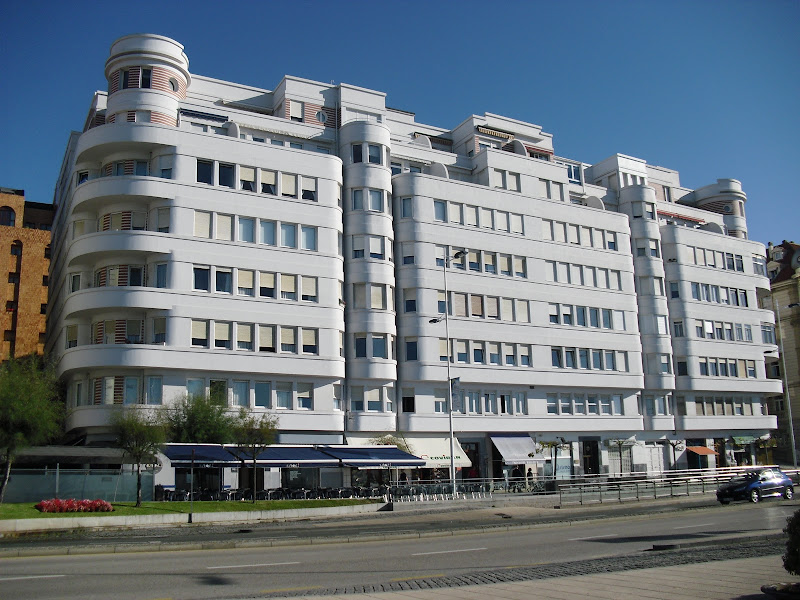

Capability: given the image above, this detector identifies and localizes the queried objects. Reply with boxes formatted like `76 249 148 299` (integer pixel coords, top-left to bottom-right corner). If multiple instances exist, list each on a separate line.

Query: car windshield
729 473 757 483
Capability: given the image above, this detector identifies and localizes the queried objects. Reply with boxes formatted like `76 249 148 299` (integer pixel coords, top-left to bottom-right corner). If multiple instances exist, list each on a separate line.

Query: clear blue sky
1 0 797 246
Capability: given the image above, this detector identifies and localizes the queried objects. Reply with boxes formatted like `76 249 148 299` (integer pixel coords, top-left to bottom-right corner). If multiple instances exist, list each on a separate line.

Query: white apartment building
47 34 779 481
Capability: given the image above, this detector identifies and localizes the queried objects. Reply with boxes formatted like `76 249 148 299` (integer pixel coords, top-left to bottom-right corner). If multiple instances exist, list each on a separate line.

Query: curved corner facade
48 34 779 475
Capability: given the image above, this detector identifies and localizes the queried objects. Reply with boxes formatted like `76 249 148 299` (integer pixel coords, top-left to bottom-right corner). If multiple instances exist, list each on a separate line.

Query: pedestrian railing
557 465 800 506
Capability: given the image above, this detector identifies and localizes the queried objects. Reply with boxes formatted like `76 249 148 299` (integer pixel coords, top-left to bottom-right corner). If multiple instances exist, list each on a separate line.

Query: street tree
663 439 684 470
165 394 236 443
0 357 61 503
111 408 166 507
230 410 277 502
369 433 413 455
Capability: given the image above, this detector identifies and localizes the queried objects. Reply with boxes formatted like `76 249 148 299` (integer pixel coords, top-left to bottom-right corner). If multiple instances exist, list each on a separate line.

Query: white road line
0 575 66 582
207 561 300 570
412 547 487 556
567 534 619 541
673 523 715 529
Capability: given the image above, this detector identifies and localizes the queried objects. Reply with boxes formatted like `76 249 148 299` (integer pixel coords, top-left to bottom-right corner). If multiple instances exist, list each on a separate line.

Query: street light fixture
774 302 800 467
429 249 465 499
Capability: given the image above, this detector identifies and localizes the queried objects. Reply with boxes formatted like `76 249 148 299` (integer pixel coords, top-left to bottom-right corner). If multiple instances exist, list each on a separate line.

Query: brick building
0 188 53 359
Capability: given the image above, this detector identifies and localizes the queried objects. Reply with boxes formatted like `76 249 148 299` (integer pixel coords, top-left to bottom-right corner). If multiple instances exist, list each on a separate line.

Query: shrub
784 508 800 575
34 498 114 513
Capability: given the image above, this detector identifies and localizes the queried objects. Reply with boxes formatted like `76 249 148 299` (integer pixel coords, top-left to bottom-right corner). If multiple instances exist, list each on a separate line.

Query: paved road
0 500 793 600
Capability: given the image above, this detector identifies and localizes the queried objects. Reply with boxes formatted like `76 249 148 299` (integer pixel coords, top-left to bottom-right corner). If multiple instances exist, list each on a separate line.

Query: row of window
189 379 315 411
545 260 624 291
686 246 747 272
71 376 163 407
196 159 323 202
440 339 532 366
351 282 394 311
237 129 331 154
353 333 395 360
404 289 532 323
351 142 385 166
190 320 322 354
548 303 626 331
546 393 624 416
193 265 322 302
550 347 631 372
690 396 764 417
194 210 319 250
351 188 390 213
688 282 749 307
541 219 619 251
693 357 757 378
452 390 528 416
681 319 754 342
435 245 527 277
351 234 392 261
433 200 525 234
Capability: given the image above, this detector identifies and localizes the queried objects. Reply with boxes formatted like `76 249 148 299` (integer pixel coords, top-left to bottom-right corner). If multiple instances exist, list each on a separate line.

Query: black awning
321 446 426 468
162 444 238 466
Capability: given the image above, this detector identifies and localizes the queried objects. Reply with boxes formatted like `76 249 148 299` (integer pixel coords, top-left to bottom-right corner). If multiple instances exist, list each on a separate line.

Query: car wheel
719 499 730 505
750 489 761 503
785 487 794 500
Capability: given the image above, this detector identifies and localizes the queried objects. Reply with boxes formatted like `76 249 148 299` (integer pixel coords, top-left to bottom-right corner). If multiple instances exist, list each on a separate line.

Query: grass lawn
0 498 381 520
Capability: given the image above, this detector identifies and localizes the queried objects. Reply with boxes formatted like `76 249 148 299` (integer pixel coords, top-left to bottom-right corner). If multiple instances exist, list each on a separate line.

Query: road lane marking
411 547 487 556
391 574 445 581
567 534 619 541
673 523 715 529
207 561 300 570
0 575 66 582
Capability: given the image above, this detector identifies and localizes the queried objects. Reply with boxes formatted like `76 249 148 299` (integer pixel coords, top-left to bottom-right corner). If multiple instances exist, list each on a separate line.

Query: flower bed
35 498 114 513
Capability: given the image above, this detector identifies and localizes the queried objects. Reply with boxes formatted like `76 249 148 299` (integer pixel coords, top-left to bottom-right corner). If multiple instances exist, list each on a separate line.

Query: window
280 326 297 353
216 214 233 241
369 189 383 212
232 381 249 407
215 268 232 293
289 100 303 122
281 223 297 248
193 266 210 291
261 169 276 194
281 173 297 198
259 272 275 298
236 323 253 351
373 334 387 359
260 220 276 245
276 382 292 409
404 288 416 312
551 347 563 368
352 144 363 163
350 386 365 412
191 320 208 347
401 197 413 218
368 144 382 165
237 269 254 296
301 177 317 201
434 200 447 222
405 338 418 361
238 217 255 243
123 377 140 405
297 383 313 410
280 274 297 300
196 160 213 184
301 276 318 302
300 226 317 251
214 322 231 349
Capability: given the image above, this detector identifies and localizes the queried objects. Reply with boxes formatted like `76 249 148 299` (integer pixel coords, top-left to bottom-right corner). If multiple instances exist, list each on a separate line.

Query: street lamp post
429 249 465 499
775 301 800 467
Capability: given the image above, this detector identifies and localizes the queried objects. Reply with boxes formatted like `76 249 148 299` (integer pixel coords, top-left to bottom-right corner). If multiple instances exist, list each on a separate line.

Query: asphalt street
0 497 794 600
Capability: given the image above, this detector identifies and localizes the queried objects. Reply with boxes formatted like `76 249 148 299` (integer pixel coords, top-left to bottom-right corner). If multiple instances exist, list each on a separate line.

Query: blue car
716 468 794 504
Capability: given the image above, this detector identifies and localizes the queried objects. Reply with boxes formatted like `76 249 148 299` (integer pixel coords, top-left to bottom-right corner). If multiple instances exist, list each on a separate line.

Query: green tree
165 394 236 443
111 408 166 507
230 410 278 502
0 357 61 504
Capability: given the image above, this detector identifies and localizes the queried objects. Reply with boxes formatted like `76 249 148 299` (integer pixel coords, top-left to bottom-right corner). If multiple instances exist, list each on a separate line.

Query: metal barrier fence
2 468 153 503
557 465 800 506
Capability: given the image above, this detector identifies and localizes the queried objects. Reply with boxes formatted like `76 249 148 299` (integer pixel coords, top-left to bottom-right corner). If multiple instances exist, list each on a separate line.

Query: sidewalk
269 555 797 600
